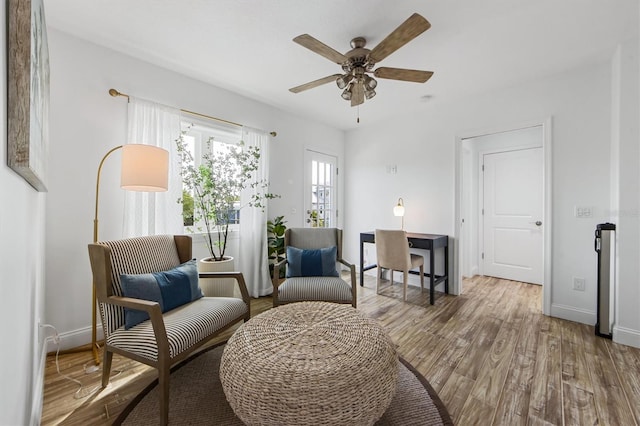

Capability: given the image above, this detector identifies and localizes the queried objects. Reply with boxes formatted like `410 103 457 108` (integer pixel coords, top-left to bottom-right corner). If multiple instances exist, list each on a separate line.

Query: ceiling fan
289 13 433 107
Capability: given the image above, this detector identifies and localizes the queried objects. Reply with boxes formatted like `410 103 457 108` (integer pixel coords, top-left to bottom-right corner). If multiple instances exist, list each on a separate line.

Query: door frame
454 117 553 315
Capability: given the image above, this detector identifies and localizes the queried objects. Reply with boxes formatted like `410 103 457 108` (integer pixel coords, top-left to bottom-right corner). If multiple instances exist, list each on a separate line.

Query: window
178 121 243 233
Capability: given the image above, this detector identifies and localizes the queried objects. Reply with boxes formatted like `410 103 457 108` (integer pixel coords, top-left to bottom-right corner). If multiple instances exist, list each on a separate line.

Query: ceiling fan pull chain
357 105 360 124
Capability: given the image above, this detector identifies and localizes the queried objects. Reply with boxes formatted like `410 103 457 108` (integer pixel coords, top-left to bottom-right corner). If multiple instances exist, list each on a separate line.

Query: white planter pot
198 256 236 297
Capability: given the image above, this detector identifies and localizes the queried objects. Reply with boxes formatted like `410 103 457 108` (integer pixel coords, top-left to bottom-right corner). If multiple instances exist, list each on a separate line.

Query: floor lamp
394 197 405 230
91 144 169 366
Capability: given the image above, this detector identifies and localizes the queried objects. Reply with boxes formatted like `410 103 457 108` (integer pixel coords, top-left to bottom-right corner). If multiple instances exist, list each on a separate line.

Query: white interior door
304 150 337 228
482 148 543 284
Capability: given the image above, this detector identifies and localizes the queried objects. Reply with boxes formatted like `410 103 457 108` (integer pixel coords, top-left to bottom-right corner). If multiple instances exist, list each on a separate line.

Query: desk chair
375 229 424 301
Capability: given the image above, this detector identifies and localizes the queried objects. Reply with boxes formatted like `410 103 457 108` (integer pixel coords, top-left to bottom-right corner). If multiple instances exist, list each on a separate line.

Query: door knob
535 221 542 226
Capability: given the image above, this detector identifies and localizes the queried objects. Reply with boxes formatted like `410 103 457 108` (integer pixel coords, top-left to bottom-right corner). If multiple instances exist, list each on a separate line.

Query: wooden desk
360 231 449 305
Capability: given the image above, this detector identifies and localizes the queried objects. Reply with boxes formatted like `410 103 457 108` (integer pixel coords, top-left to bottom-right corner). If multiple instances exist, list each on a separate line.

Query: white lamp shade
393 204 405 217
120 144 169 192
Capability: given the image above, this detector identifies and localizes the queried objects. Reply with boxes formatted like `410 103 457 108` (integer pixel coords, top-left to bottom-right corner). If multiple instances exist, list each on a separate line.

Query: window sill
186 229 240 241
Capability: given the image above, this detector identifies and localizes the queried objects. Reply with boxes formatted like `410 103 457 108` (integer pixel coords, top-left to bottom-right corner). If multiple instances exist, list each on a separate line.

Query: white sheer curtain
239 127 272 297
123 97 183 237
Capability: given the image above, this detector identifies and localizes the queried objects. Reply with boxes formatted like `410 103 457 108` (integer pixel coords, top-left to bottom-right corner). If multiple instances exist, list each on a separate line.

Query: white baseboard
550 303 596 325
469 265 478 277
613 325 640 349
551 306 640 349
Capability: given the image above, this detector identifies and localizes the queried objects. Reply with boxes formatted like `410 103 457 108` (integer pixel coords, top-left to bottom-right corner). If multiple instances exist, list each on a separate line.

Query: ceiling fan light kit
289 13 433 108
365 88 376 100
336 74 353 89
363 74 377 90
341 86 352 100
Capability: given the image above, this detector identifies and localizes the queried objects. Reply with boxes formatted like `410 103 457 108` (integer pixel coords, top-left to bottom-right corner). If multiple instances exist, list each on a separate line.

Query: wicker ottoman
220 301 398 426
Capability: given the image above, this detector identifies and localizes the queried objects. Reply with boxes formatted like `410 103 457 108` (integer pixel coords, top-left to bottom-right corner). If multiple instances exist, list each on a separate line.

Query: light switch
575 206 592 218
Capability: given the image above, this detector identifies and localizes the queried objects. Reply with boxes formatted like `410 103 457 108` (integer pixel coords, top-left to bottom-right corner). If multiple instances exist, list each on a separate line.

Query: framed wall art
8 0 50 192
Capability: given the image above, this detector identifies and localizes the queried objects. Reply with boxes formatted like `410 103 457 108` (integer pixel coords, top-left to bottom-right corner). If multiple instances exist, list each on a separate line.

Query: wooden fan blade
293 34 348 64
289 74 342 93
351 83 364 107
369 13 431 63
374 67 433 83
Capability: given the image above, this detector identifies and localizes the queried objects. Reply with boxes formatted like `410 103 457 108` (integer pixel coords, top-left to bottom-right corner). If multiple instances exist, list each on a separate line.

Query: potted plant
176 128 277 295
267 215 287 281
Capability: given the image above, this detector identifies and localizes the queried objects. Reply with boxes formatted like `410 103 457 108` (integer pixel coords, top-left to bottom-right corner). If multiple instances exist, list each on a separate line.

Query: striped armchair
88 235 250 425
272 228 357 308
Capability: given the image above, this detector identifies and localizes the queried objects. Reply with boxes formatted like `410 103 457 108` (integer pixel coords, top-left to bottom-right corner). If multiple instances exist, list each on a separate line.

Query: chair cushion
107 297 248 361
120 259 203 329
286 246 339 277
278 276 352 303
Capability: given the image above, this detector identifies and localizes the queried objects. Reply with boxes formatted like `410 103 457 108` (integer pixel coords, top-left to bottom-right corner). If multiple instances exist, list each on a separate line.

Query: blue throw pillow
120 259 202 329
119 273 164 330
286 246 339 278
154 259 203 307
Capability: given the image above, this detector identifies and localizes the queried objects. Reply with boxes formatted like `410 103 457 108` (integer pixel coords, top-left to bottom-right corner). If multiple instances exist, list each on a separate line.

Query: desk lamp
393 198 405 229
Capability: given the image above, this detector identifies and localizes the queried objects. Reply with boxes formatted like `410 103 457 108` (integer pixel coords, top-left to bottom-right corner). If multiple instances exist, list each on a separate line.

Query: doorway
304 150 338 228
455 120 552 314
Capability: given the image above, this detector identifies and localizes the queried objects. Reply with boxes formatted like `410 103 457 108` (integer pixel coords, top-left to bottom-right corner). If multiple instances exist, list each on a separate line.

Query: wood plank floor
41 275 640 425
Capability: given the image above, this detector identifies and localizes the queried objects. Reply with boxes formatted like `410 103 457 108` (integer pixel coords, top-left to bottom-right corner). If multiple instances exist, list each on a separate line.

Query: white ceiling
44 0 638 131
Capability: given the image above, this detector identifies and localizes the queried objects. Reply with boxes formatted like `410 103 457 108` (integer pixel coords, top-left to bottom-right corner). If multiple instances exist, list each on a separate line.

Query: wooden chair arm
102 295 161 312
272 258 287 290
100 295 168 354
338 258 357 309
338 258 353 269
198 271 251 318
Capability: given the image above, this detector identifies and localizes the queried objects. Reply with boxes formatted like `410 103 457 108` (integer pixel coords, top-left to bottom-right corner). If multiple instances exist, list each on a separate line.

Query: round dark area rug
116 343 453 425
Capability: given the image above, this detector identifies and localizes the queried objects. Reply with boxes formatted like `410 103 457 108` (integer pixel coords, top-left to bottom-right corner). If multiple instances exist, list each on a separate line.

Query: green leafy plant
182 189 194 226
267 215 287 279
309 209 325 228
176 128 278 261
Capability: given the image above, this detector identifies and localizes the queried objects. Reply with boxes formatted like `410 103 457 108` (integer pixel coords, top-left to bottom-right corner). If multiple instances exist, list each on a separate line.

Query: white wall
344 60 616 327
611 38 640 347
45 29 345 350
0 6 48 425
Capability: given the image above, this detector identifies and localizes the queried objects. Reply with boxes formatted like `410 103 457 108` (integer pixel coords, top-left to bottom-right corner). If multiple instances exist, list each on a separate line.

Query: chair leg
376 269 381 294
403 270 408 302
159 365 170 426
101 349 113 388
420 264 425 292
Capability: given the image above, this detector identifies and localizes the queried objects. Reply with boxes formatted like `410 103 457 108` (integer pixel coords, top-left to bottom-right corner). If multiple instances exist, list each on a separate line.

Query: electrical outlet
573 277 586 291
